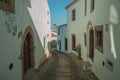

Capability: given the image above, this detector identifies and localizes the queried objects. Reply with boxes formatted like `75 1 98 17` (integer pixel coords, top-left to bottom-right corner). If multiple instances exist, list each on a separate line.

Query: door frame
89 27 94 62
21 26 35 75
23 33 32 73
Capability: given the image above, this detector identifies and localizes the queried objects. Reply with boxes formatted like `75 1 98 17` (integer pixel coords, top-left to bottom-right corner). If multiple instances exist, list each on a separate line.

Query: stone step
55 76 72 80
56 68 71 73
55 72 72 76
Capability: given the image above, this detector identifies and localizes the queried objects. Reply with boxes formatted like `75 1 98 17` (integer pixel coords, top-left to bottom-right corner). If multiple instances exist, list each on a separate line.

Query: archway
21 27 35 74
87 21 94 62
23 33 33 73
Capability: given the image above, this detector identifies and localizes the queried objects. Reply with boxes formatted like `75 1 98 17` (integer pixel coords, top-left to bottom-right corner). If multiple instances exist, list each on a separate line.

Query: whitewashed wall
27 0 51 59
66 0 120 80
61 24 67 52
66 0 86 56
57 24 67 52
0 0 51 80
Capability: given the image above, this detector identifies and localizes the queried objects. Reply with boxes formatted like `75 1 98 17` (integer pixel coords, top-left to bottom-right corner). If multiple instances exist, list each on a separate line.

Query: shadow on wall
22 2 50 72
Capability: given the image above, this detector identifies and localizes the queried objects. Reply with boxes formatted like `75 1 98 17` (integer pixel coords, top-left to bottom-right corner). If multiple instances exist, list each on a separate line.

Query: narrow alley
0 0 120 80
23 51 99 80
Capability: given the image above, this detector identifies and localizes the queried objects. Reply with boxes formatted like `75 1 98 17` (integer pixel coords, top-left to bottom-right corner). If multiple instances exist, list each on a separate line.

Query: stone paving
23 52 99 80
55 54 72 80
66 53 99 80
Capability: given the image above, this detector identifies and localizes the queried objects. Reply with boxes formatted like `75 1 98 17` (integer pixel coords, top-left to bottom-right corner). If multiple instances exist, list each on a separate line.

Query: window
84 33 87 46
0 0 15 13
85 0 87 16
72 9 76 21
72 34 76 50
90 0 94 12
95 25 103 53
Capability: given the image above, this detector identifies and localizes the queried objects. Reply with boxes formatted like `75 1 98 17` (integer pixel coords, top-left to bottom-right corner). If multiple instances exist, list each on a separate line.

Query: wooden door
89 28 94 61
23 34 32 73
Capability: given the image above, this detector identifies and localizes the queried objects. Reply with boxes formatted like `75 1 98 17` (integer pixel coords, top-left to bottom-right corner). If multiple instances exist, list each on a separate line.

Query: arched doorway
21 27 35 74
89 27 94 62
23 33 33 73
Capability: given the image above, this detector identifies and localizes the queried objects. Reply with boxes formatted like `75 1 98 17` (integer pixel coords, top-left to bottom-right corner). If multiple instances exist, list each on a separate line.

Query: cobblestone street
23 52 99 80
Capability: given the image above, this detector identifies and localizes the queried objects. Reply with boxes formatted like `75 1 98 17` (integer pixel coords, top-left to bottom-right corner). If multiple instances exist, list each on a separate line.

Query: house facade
56 24 68 52
66 0 120 80
0 0 51 80
50 30 57 49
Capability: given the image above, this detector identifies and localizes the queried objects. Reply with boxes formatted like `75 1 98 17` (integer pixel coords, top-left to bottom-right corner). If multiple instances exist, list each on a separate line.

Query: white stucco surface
66 0 120 80
0 0 51 80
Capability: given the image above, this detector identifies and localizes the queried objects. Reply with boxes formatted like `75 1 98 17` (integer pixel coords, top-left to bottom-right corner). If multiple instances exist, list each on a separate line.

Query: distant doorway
59 40 61 51
65 38 68 51
89 27 94 61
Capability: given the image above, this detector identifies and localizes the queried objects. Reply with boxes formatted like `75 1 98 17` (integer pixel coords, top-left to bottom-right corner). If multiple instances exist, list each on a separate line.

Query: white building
0 0 51 80
66 0 120 80
56 24 68 52
50 30 57 49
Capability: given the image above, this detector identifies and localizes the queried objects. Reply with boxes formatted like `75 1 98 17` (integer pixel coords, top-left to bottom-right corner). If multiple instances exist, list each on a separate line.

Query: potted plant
76 44 82 60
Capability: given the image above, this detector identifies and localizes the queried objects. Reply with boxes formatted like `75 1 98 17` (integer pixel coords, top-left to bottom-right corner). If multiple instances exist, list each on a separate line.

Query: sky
48 0 72 28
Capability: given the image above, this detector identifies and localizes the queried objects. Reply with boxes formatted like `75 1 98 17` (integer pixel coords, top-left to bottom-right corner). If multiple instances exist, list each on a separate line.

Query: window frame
95 25 103 53
0 0 15 13
90 0 94 13
72 9 76 21
72 34 76 50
